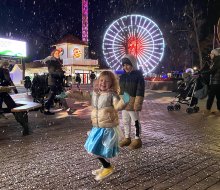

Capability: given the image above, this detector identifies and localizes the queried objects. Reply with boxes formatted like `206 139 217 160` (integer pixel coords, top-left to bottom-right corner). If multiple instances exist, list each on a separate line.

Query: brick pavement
0 89 220 190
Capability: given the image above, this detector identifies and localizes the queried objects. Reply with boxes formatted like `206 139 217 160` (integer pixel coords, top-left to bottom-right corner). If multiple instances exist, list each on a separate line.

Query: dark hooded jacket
201 55 220 85
0 67 18 93
119 54 145 111
44 56 65 87
209 56 220 85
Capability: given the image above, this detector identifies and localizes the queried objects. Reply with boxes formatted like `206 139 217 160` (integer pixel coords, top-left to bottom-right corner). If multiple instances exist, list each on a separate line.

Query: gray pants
122 110 141 139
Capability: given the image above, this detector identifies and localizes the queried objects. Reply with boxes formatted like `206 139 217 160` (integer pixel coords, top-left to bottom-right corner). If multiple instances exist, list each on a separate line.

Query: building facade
54 34 99 84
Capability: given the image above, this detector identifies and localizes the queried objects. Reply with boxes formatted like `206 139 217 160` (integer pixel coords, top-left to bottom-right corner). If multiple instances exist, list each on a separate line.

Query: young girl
56 71 129 180
84 71 129 181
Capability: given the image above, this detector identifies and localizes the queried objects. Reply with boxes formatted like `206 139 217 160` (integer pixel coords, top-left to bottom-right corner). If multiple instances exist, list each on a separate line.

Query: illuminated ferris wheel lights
103 15 165 74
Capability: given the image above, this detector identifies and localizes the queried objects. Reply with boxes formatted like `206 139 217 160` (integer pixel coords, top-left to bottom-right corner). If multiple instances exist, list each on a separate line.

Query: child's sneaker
95 166 114 181
66 108 76 115
92 167 103 175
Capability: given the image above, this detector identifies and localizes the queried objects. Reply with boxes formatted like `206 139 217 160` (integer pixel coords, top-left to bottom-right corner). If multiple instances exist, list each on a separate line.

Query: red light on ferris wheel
128 37 144 56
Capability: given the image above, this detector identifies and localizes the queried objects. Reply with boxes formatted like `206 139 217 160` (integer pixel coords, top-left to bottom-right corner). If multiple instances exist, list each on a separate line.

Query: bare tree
183 0 205 68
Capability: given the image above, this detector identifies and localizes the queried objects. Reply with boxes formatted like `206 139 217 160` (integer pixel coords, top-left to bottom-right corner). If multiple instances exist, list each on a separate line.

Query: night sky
0 0 219 68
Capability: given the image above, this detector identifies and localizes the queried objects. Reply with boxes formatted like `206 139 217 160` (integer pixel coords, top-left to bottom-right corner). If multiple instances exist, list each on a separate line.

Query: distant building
10 34 100 85
53 34 99 84
10 61 47 84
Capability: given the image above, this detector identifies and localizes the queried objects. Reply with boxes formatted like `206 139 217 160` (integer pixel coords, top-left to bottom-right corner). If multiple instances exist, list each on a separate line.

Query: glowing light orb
102 15 165 75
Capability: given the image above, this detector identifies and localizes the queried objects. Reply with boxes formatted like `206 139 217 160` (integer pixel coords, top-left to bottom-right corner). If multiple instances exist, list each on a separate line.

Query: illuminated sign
0 38 26 57
73 48 82 58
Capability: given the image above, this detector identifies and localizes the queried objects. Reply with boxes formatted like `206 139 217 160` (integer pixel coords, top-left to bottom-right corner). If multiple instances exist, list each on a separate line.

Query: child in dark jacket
119 54 145 150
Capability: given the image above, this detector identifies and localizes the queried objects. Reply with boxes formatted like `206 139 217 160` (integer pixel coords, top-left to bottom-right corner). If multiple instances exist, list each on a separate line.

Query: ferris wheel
102 14 165 75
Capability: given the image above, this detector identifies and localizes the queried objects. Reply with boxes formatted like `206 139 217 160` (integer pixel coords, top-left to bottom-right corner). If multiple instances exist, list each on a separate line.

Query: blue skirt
84 126 119 158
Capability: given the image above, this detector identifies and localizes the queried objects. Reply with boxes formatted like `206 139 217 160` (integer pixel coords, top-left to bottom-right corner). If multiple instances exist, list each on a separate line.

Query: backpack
31 74 49 100
24 76 32 89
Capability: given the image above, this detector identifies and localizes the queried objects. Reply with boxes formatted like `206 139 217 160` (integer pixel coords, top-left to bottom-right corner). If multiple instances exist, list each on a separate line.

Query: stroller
167 74 207 114
31 74 50 112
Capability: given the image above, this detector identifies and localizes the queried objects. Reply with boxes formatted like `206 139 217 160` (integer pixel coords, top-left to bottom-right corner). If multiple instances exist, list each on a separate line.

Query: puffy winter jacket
91 91 126 128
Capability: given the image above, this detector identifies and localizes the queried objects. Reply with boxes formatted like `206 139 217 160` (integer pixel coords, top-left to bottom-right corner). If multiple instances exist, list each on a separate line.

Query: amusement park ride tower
82 0 88 44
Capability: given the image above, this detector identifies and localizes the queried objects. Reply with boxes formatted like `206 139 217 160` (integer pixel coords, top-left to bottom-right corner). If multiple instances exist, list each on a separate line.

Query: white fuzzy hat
211 48 220 56
121 54 137 70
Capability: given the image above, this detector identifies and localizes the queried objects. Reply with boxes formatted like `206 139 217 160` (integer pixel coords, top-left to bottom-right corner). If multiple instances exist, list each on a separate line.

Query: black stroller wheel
167 105 174 111
186 107 194 114
174 104 181 110
193 106 199 113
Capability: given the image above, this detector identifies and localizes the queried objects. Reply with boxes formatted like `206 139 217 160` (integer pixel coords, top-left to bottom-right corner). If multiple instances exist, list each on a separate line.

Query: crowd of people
1 47 220 180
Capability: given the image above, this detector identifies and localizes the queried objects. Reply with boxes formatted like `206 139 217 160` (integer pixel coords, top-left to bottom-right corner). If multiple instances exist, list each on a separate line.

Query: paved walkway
1 89 220 190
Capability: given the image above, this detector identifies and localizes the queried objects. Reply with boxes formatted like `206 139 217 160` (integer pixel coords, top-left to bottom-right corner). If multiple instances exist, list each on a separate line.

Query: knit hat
121 54 137 70
211 48 220 56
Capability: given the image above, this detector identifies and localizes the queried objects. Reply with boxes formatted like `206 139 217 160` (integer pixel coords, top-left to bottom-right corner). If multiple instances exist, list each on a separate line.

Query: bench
1 88 42 136
0 85 16 93
11 101 42 112
11 100 42 136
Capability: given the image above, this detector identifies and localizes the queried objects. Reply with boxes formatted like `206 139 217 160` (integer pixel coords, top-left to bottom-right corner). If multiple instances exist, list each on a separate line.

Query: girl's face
98 75 112 92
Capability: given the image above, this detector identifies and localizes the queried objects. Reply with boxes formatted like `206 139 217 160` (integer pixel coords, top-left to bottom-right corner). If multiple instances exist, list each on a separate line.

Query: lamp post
21 57 25 80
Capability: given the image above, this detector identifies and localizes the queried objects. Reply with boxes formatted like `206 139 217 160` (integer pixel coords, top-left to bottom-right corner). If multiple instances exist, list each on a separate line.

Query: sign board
0 38 26 57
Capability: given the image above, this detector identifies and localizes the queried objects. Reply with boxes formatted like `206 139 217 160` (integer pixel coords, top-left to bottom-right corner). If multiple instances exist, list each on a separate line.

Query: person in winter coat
0 61 29 135
119 54 145 150
66 71 129 180
43 49 65 115
89 71 96 87
75 73 81 90
202 48 220 116
0 61 18 116
85 71 130 181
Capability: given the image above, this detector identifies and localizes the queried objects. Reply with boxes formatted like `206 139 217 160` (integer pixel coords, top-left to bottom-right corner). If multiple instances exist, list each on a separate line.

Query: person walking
89 71 96 87
119 54 145 150
43 49 65 115
75 73 81 90
202 48 220 116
